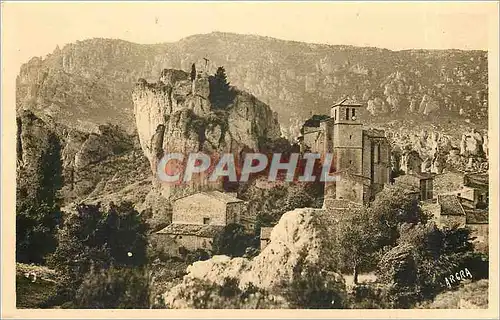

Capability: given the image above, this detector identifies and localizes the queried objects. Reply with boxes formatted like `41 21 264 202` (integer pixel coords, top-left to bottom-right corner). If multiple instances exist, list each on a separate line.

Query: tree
281 260 347 309
332 208 377 284
377 222 482 308
74 266 150 308
330 184 430 284
212 224 254 257
16 128 63 264
190 63 197 81
47 202 148 301
208 66 236 109
368 184 429 248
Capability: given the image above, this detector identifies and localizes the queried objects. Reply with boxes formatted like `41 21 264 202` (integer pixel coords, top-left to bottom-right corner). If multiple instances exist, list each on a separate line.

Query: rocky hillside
17 32 488 135
16 109 151 206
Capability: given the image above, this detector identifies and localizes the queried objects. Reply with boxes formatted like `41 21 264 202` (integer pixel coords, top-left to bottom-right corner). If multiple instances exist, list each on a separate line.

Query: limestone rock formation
132 69 281 199
16 110 150 206
460 131 484 157
16 109 62 204
385 121 488 174
483 134 488 158
163 208 346 307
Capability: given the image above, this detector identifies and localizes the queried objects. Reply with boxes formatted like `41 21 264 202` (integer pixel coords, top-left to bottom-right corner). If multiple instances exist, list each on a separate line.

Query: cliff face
132 69 281 199
16 110 151 206
384 119 488 174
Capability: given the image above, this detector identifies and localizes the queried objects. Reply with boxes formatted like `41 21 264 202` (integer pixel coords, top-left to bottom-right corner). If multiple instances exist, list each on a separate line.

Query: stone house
155 224 224 256
461 173 489 208
433 171 488 210
436 194 467 228
433 170 465 195
155 191 253 256
459 186 488 209
465 208 489 252
301 99 391 208
394 172 434 201
394 170 488 229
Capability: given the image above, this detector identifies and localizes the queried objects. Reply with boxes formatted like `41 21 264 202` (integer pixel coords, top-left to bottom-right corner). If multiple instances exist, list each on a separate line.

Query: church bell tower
330 100 364 175
322 99 368 207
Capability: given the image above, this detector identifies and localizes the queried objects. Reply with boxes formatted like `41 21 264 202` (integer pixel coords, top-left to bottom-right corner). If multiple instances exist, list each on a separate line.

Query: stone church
300 99 391 208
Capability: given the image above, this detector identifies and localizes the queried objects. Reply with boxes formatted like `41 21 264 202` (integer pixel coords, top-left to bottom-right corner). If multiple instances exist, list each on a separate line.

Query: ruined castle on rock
300 99 391 208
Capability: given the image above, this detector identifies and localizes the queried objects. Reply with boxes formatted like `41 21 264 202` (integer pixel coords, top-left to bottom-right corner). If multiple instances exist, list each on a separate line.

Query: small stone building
436 194 466 228
465 208 489 252
155 224 224 255
394 172 434 201
433 170 466 195
155 191 253 256
260 226 274 250
461 173 489 208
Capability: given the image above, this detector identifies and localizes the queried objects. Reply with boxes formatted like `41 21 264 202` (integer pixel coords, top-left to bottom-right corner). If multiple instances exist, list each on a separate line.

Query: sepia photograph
1 1 499 318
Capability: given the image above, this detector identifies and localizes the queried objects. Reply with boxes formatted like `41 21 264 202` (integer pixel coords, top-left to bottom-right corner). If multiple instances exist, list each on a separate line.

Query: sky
2 1 497 73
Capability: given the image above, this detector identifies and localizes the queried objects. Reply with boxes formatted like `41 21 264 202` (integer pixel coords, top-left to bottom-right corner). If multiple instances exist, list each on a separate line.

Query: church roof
331 98 364 108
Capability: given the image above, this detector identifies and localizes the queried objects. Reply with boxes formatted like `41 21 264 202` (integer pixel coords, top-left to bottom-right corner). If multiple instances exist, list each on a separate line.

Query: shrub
212 224 255 257
281 263 347 309
347 284 388 309
75 266 149 308
47 202 148 301
376 223 483 308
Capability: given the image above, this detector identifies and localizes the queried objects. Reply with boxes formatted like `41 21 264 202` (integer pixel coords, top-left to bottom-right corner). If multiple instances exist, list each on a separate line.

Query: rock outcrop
16 110 151 206
16 109 62 204
132 69 281 199
385 122 488 174
164 208 346 307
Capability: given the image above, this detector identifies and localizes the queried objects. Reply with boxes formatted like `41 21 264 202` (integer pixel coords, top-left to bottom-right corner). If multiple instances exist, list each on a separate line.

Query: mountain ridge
16 32 488 138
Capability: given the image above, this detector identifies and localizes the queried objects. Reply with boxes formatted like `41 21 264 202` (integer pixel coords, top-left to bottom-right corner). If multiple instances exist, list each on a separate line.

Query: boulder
163 208 346 306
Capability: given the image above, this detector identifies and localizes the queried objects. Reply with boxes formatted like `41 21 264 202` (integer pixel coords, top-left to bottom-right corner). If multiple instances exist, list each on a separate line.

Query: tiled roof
465 209 488 224
464 173 489 190
331 98 363 107
156 223 225 238
438 194 465 216
412 172 434 180
174 190 243 204
200 191 243 203
363 128 386 138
